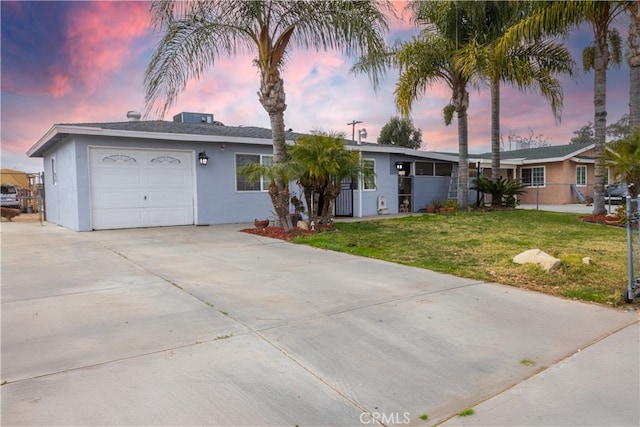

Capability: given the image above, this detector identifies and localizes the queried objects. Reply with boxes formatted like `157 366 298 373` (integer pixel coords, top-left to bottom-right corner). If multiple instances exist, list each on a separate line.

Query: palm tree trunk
320 181 340 224
303 186 313 225
592 22 609 216
627 1 640 129
259 67 293 231
455 88 470 210
491 76 501 184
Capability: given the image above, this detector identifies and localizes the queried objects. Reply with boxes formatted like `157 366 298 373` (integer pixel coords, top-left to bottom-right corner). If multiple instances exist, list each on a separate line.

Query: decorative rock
297 220 308 230
513 249 561 272
582 257 593 265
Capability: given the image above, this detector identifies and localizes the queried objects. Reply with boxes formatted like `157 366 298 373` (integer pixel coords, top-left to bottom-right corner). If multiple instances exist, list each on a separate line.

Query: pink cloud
48 73 73 98
63 2 150 93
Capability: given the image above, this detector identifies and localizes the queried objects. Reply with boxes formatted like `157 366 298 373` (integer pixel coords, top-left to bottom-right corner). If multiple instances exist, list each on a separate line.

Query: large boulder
513 249 561 272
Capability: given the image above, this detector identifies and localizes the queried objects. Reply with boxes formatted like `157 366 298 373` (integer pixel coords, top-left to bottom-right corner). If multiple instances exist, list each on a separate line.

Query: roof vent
126 111 142 121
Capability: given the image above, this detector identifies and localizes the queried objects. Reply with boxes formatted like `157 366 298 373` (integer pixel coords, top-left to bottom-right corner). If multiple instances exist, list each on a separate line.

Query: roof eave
348 144 459 162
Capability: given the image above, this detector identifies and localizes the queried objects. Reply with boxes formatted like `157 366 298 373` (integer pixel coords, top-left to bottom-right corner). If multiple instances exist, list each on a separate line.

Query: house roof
470 142 595 165
26 120 459 162
61 120 308 140
27 120 307 157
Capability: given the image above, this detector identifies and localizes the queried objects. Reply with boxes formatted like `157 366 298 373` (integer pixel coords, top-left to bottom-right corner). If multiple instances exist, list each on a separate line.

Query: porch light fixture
396 162 403 170
198 151 209 166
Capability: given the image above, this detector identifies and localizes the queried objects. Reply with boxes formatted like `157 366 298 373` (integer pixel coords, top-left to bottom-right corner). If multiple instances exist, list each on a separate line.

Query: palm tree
627 1 640 128
496 0 625 215
144 0 391 231
288 133 361 225
394 32 472 209
353 1 477 209
456 1 574 183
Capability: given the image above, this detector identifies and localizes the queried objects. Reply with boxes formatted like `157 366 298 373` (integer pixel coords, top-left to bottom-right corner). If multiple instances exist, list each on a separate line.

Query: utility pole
347 120 362 142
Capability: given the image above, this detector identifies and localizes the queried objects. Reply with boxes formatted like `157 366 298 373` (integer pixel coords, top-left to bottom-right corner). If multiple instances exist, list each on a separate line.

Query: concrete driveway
1 220 638 426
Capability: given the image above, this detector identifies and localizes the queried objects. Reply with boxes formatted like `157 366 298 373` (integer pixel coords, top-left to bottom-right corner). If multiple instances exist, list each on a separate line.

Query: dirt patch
241 225 334 241
1 212 42 223
579 214 626 227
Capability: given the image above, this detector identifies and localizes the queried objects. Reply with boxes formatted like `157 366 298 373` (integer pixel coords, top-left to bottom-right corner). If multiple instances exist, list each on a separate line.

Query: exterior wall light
198 151 209 166
396 162 403 170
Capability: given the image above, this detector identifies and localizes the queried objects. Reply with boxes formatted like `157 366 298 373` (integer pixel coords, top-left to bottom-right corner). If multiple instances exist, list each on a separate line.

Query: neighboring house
470 142 603 205
1 168 41 212
27 112 458 231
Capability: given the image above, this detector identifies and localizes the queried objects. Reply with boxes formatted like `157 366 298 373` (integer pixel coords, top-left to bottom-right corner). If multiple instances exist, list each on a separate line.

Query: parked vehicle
604 183 628 204
1 184 20 208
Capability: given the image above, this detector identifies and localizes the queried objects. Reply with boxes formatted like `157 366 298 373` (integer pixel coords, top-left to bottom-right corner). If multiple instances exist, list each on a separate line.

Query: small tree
507 128 551 149
288 132 361 225
377 116 422 149
570 116 630 144
607 114 630 142
570 123 596 144
605 126 640 199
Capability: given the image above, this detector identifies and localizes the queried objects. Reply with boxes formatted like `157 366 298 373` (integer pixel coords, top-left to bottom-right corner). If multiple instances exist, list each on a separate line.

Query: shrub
472 177 527 207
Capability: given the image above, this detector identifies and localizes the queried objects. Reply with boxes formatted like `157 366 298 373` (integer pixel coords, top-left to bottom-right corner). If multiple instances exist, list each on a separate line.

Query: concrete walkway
1 220 638 426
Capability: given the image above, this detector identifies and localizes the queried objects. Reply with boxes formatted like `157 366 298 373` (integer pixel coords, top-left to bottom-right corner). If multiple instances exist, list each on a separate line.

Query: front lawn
293 210 630 306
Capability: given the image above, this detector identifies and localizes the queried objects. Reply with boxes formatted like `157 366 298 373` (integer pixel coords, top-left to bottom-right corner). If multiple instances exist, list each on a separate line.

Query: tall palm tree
496 0 625 215
394 33 472 209
353 1 477 209
627 1 640 128
144 0 391 231
456 1 574 184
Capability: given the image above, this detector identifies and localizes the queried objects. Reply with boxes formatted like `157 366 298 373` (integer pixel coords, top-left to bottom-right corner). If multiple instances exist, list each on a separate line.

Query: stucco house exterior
27 112 459 231
470 142 606 205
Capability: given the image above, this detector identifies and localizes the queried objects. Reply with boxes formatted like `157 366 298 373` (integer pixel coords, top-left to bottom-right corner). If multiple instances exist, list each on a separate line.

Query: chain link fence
624 197 640 302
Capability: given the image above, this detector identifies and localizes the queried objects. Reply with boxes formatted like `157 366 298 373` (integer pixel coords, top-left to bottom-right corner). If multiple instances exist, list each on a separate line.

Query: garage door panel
146 169 190 187
147 208 194 227
92 168 143 187
92 209 145 229
146 189 192 206
92 190 146 209
90 148 194 230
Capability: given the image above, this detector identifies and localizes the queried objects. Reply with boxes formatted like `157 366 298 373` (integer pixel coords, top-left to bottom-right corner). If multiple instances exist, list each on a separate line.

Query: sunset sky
1 1 632 173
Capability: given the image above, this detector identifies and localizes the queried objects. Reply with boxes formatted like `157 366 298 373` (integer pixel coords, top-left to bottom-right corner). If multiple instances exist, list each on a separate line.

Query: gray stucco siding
196 144 275 225
412 176 451 211
43 137 81 231
359 153 397 216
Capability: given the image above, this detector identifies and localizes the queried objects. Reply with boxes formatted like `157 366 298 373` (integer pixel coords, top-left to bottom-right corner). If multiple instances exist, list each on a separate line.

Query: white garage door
89 148 195 230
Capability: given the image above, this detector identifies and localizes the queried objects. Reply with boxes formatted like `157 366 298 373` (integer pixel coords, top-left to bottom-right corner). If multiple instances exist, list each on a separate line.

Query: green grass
293 210 628 305
458 408 475 417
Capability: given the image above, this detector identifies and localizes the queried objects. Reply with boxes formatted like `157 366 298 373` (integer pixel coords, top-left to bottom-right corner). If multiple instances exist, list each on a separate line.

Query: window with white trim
415 161 453 176
362 159 376 190
576 165 587 186
235 154 273 191
521 166 545 187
